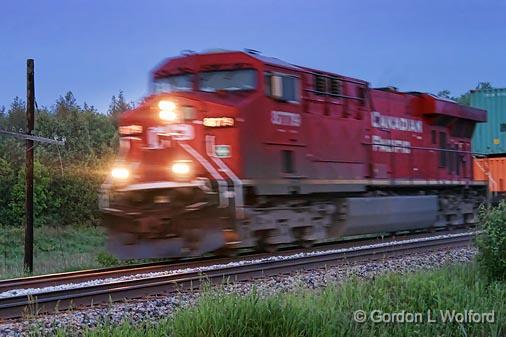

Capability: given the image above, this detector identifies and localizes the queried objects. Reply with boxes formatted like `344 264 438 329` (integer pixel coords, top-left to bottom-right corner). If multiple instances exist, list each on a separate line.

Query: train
474 157 505 200
99 50 488 259
470 88 506 199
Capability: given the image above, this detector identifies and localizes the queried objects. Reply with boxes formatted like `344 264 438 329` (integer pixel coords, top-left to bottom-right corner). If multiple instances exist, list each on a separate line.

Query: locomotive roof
151 50 486 122
248 53 303 71
152 50 366 84
406 92 486 122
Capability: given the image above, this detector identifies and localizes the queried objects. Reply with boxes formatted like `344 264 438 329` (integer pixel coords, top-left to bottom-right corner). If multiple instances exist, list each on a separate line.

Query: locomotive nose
102 93 240 259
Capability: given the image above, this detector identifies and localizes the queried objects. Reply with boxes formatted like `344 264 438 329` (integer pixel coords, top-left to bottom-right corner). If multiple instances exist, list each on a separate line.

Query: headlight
111 167 129 180
158 100 177 122
118 125 142 135
159 109 177 121
158 100 176 111
171 161 191 175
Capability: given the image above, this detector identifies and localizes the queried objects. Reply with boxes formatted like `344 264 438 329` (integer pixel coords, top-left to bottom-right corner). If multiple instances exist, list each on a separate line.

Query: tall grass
0 225 106 279
65 263 504 337
476 201 506 281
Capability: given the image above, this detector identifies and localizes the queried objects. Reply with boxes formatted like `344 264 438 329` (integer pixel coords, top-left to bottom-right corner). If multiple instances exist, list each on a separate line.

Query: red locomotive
99 50 487 259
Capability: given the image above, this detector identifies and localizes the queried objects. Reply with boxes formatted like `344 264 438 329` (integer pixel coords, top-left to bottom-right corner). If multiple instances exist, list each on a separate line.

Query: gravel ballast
0 247 476 337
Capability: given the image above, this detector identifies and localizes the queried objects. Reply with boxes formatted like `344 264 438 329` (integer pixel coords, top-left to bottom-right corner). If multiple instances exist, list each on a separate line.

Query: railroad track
0 229 460 294
0 231 475 320
0 228 471 294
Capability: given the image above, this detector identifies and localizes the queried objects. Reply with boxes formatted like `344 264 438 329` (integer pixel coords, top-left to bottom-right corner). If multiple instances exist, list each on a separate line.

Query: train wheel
257 239 278 253
299 240 314 249
262 243 278 253
215 246 238 258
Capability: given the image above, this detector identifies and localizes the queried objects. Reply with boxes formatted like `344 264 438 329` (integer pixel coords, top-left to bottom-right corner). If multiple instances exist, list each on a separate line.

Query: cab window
153 74 193 93
265 72 299 103
199 69 256 92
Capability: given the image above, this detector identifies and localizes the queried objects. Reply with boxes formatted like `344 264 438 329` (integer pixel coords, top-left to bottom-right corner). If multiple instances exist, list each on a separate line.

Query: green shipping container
470 88 506 155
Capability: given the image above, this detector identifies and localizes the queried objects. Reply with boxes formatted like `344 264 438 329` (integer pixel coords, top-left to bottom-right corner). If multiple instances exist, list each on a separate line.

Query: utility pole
0 59 65 274
25 59 35 273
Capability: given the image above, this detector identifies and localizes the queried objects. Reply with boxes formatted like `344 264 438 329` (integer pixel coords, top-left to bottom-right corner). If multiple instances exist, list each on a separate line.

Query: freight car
471 88 506 198
474 157 506 200
471 88 506 156
99 50 488 259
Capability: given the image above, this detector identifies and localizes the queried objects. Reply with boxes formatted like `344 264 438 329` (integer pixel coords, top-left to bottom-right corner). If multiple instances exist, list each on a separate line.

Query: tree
0 105 6 128
0 157 15 226
54 91 79 118
456 92 471 106
108 91 132 125
475 82 493 90
6 97 26 131
453 82 494 107
437 90 451 99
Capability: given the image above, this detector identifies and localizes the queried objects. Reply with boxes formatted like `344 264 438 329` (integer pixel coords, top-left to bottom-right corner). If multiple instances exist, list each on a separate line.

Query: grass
51 262 504 337
0 225 106 279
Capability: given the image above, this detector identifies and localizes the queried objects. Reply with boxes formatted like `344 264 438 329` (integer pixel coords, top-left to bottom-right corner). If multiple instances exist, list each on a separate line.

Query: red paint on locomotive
100 50 487 259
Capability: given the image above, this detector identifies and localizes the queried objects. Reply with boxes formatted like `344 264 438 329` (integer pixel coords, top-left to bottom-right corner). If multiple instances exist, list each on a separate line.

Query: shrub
2 160 52 227
476 200 506 281
96 251 119 267
0 159 103 228
47 167 104 227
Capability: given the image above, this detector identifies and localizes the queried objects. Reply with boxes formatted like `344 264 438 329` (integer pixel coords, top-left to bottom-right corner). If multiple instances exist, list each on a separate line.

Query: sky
1 0 505 113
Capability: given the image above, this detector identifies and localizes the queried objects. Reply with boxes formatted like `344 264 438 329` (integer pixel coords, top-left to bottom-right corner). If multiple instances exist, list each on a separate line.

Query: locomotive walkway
0 230 475 320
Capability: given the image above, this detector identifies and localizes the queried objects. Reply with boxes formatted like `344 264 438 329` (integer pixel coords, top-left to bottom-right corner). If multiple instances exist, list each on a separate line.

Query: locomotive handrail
304 88 365 101
302 70 368 86
361 141 474 181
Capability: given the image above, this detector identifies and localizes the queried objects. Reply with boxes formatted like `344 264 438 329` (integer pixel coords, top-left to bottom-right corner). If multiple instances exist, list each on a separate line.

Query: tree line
0 91 132 228
436 82 494 104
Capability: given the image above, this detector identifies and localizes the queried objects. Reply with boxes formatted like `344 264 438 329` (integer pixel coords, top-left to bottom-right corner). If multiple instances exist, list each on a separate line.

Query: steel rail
0 232 474 320
0 257 224 293
0 228 470 293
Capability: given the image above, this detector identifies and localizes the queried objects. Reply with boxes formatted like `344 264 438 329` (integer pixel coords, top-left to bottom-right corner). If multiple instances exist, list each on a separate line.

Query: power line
0 129 65 145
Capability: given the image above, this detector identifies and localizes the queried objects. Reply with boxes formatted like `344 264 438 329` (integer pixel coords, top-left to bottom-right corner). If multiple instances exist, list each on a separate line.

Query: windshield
153 74 192 93
199 69 256 92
